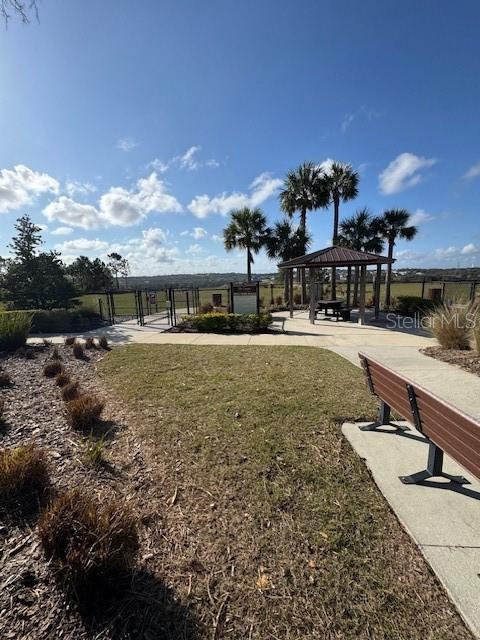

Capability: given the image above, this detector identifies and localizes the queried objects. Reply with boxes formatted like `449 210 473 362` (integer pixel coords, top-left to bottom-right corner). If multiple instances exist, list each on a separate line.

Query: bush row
394 296 438 316
0 309 104 352
180 311 273 333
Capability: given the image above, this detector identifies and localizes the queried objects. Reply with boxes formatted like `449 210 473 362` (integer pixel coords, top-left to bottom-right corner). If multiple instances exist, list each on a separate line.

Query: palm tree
376 209 417 306
279 162 329 301
324 161 359 298
223 207 269 282
266 220 311 303
338 208 384 305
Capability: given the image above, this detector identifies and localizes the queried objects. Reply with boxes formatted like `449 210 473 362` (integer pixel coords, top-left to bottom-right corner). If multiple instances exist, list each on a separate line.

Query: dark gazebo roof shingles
278 245 394 269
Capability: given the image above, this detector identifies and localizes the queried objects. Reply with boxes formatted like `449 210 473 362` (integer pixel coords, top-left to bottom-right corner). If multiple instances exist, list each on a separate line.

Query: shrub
43 361 63 378
0 311 32 351
55 371 71 387
66 394 104 431
85 337 96 350
73 342 85 359
38 489 139 586
64 336 76 346
0 371 11 387
395 296 437 316
199 303 214 314
98 336 110 350
427 303 472 350
30 309 103 334
181 312 273 333
293 293 302 305
62 381 80 402
0 444 49 501
275 295 283 305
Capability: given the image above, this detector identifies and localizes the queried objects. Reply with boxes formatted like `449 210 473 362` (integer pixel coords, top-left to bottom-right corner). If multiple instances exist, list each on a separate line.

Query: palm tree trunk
331 196 339 299
385 240 394 306
300 209 307 304
247 248 252 283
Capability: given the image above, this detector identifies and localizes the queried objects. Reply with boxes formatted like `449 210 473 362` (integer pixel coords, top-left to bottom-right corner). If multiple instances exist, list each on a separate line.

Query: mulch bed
423 346 480 377
0 342 176 639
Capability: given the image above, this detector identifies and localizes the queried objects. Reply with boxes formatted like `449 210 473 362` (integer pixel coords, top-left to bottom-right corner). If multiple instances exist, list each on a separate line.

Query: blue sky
0 0 479 275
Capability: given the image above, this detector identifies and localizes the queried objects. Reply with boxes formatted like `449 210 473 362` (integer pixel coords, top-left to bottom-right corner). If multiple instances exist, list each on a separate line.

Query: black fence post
421 278 426 299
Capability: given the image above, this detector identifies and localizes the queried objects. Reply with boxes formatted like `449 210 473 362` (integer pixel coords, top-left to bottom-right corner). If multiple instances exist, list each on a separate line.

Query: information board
230 283 259 314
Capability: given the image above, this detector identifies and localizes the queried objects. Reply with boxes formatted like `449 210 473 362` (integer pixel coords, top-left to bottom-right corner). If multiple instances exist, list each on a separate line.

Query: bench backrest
359 352 480 481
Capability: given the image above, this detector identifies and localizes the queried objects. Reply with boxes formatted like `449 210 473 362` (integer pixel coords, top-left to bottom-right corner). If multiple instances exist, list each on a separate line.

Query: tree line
0 216 130 310
223 160 418 305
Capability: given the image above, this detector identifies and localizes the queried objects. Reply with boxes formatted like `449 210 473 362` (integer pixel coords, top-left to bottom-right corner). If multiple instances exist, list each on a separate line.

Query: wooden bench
359 352 480 485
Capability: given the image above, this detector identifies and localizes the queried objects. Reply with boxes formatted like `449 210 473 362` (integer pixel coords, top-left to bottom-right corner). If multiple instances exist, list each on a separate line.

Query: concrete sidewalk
343 422 480 638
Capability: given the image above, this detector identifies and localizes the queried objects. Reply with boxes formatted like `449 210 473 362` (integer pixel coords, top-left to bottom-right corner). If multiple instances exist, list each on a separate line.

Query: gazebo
278 245 394 325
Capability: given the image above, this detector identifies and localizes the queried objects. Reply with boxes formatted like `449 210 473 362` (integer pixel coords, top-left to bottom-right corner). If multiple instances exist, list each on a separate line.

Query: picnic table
316 299 351 321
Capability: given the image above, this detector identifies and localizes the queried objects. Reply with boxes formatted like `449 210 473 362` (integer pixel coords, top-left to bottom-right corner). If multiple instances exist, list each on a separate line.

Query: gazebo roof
278 245 394 269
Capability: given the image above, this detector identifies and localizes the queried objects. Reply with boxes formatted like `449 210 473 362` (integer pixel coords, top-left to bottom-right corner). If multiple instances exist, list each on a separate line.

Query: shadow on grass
73 568 202 639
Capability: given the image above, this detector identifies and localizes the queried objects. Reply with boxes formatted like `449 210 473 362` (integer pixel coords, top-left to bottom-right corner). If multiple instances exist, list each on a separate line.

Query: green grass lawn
98 345 470 640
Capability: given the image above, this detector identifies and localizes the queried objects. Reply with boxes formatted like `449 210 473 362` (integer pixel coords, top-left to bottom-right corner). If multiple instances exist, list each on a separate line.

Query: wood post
358 265 367 325
374 264 381 320
289 269 294 318
346 266 351 307
309 267 316 324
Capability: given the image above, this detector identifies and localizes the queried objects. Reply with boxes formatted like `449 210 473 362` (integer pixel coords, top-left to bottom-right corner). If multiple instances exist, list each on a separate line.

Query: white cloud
187 172 282 219
55 238 109 254
409 208 436 226
341 114 355 134
463 162 480 180
148 158 170 173
51 226 74 236
0 164 59 213
341 106 380 134
44 172 182 229
461 243 477 255
211 234 223 243
44 196 101 229
206 158 220 168
379 153 437 195
65 180 97 197
186 243 204 255
117 137 137 152
176 145 201 171
191 227 207 239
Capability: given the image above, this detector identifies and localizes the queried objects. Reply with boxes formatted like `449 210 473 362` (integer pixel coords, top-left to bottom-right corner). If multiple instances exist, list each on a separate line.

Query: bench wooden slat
359 351 480 484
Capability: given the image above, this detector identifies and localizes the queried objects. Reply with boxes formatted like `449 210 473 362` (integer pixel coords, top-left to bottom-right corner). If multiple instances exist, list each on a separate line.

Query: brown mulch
423 346 480 377
0 342 190 640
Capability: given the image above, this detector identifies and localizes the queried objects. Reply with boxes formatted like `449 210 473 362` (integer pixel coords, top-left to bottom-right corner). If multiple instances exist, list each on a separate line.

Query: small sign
148 293 156 305
230 283 259 314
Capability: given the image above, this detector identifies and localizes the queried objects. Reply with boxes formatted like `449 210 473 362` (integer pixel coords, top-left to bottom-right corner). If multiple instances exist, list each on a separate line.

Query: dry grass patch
85 337 96 350
97 345 472 640
98 336 110 350
73 342 85 359
66 394 104 431
64 336 76 346
43 361 63 378
427 302 473 350
39 489 139 587
0 370 11 387
0 443 50 501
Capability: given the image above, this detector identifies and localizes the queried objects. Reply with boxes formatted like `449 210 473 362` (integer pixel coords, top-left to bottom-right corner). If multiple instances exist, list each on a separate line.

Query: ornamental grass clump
85 337 96 350
64 336 76 346
98 336 110 350
66 394 104 431
0 371 11 387
0 311 32 351
0 444 50 502
55 371 71 388
38 489 139 588
427 302 473 350
43 361 63 378
72 342 85 359
62 381 80 402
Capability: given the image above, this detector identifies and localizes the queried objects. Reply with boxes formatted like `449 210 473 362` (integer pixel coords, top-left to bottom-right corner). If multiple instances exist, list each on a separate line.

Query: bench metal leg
399 442 470 485
359 401 410 432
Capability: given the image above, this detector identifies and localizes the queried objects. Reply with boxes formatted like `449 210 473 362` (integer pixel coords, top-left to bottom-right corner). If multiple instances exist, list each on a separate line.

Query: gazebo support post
309 267 316 324
374 264 382 320
346 266 352 307
358 265 367 325
289 269 294 318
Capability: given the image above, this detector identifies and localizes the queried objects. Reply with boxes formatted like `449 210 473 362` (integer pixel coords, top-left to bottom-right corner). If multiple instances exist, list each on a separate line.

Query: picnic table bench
359 351 480 485
316 300 351 322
